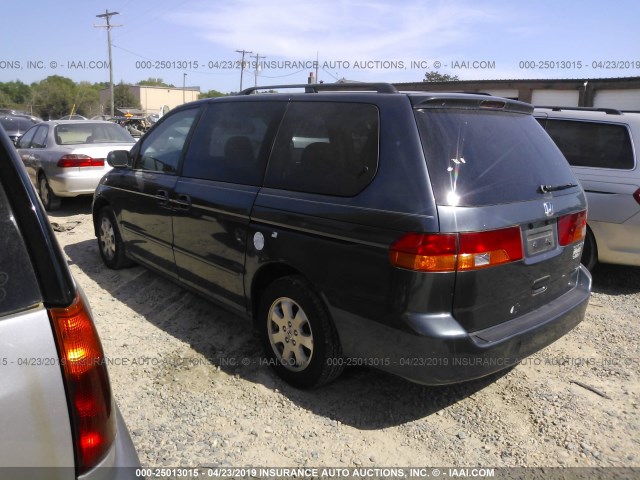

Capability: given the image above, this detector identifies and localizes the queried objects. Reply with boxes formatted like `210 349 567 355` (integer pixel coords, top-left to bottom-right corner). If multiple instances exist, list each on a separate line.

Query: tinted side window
31 126 48 148
544 119 635 169
264 102 379 196
182 102 285 185
0 183 41 316
17 126 38 149
134 108 199 173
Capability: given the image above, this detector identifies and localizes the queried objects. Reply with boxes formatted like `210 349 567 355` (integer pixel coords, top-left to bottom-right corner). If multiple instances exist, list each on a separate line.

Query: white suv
535 107 640 269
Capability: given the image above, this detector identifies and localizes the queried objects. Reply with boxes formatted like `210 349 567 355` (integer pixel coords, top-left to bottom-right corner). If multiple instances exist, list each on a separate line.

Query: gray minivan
94 83 592 388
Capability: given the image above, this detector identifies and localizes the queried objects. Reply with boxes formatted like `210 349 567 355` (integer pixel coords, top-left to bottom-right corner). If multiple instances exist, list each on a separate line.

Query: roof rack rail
238 82 398 95
535 106 622 115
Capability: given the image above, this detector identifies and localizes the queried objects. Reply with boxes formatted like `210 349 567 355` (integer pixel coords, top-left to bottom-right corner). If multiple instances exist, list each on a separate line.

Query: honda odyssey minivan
93 83 592 388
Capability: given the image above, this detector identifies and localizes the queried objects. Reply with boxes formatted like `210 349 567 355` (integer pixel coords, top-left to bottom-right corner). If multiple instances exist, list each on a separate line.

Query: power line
95 10 122 117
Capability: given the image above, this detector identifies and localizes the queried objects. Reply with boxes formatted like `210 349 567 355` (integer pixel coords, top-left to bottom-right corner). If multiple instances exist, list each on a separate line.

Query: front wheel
97 207 134 269
258 276 343 388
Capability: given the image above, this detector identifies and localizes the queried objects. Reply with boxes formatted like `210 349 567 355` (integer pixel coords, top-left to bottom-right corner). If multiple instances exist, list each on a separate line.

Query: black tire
581 228 597 271
258 276 343 388
97 207 134 269
38 174 61 211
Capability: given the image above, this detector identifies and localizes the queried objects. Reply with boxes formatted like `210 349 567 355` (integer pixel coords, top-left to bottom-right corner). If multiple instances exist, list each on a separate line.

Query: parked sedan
0 123 139 475
17 120 135 210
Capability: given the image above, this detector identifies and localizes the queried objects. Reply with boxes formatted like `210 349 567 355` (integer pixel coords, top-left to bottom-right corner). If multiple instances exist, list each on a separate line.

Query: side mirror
107 150 130 168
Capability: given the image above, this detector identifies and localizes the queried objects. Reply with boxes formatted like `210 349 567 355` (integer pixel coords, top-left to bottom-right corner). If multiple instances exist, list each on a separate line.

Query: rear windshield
416 109 576 206
0 116 35 131
54 122 135 145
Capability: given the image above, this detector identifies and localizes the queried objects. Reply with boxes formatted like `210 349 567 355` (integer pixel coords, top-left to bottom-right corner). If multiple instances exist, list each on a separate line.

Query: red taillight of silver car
48 293 115 474
57 155 105 168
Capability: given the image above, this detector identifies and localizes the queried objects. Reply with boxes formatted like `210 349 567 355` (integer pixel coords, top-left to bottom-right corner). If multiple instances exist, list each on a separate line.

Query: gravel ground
50 198 639 469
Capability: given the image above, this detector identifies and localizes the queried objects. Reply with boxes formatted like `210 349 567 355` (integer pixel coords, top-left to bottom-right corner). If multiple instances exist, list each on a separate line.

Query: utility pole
236 49 253 92
183 73 187 103
250 53 265 88
95 10 121 117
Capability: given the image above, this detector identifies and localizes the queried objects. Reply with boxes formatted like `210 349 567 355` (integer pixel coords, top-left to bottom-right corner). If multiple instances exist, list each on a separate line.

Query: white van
536 107 640 269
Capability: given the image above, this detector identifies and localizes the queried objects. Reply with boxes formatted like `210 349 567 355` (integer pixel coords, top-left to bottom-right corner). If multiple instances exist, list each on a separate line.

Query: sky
1 0 639 94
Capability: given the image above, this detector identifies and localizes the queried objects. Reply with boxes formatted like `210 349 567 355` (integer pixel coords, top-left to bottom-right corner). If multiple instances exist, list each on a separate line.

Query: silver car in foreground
0 126 139 477
17 120 135 210
536 107 640 269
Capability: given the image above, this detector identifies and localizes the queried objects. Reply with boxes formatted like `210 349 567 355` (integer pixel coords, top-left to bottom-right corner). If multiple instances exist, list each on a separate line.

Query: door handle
174 194 192 211
155 189 170 207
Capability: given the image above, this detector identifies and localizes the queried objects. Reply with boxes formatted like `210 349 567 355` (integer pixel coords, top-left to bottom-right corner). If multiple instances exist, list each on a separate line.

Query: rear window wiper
538 183 578 193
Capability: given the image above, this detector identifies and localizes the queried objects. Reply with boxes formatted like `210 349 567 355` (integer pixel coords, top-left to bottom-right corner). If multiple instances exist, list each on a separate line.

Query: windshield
415 109 577 207
54 122 135 145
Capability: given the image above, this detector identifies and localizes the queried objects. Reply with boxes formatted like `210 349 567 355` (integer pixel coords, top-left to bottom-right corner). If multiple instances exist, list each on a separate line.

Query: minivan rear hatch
413 96 587 332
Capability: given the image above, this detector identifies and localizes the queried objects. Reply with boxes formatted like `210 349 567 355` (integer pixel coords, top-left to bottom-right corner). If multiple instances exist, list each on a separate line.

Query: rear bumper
49 169 110 197
590 219 640 266
333 265 592 385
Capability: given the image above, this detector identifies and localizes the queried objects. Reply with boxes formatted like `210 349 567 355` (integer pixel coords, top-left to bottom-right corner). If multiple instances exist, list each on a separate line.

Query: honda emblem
543 202 554 217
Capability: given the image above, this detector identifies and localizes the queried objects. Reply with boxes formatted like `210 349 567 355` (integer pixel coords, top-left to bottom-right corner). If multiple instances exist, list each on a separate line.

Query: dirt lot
50 198 639 468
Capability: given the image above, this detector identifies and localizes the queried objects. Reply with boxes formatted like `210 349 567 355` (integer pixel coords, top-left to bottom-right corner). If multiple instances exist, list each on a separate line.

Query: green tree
199 89 225 99
31 75 77 119
74 81 101 117
137 77 175 87
0 80 32 106
424 71 460 82
0 90 11 108
104 82 142 110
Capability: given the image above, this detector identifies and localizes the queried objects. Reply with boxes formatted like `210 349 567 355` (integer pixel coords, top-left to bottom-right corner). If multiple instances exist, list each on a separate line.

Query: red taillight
389 233 457 271
457 227 524 270
57 155 105 168
633 188 640 205
389 226 523 272
49 293 115 474
558 210 587 246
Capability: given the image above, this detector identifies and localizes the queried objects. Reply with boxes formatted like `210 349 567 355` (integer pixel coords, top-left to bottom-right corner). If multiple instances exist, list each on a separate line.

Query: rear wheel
581 228 597 271
38 174 61 211
97 207 133 269
258 276 343 388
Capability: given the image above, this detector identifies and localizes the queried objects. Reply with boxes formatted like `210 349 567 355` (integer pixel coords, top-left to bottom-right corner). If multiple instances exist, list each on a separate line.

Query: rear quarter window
264 102 379 196
416 109 577 207
543 119 635 170
17 125 38 149
0 183 41 316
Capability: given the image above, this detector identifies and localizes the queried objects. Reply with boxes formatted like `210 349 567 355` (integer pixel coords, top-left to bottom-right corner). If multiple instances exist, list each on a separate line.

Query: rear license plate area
525 223 556 256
